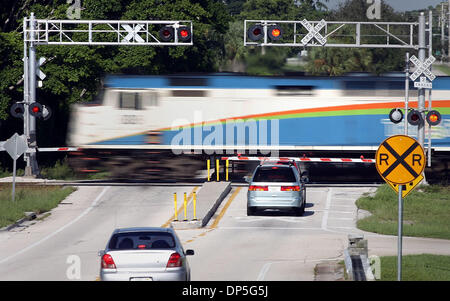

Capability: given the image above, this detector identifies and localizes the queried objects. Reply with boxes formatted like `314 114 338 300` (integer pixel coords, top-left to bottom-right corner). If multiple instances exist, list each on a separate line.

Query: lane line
209 187 241 229
321 188 332 231
0 186 110 266
161 186 199 228
257 262 273 281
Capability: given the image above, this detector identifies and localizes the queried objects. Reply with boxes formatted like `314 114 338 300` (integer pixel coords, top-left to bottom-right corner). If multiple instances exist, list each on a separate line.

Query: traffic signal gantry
12 13 193 176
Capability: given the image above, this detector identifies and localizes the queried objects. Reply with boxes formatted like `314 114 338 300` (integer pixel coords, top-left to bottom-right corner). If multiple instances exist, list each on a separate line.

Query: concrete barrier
171 181 231 229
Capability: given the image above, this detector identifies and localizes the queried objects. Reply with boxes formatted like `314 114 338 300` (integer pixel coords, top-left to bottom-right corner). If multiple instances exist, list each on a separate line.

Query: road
1 184 450 281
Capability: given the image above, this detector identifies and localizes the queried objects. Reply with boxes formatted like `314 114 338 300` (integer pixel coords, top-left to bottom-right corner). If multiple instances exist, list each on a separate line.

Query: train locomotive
67 73 450 181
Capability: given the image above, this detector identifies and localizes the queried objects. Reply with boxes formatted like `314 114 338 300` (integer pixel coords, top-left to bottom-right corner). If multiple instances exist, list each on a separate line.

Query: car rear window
252 166 296 182
108 231 176 250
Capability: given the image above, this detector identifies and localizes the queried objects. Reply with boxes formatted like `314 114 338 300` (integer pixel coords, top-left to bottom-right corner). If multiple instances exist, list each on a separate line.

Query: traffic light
426 110 441 126
177 26 191 42
159 26 174 42
389 108 403 124
247 25 264 41
268 25 283 41
407 109 423 126
29 103 52 120
10 103 25 119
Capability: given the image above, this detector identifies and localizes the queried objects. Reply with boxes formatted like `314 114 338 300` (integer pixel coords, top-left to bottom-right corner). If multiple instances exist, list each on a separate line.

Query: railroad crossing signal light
177 26 191 42
159 26 174 42
268 25 283 41
10 103 25 119
29 103 43 118
389 108 403 124
247 25 264 41
407 109 423 126
426 110 441 126
28 103 52 120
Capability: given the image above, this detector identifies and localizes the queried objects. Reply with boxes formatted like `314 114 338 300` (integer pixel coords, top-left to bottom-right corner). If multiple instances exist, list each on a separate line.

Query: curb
1 212 37 232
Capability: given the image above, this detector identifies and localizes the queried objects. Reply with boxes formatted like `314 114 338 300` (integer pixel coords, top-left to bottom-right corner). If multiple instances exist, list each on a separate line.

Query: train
66 73 450 181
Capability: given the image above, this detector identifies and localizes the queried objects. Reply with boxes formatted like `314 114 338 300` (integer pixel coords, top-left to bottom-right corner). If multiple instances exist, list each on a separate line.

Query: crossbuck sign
300 19 326 46
409 55 435 81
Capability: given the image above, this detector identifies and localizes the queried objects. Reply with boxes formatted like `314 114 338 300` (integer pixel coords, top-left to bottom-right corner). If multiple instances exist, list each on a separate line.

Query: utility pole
442 3 445 62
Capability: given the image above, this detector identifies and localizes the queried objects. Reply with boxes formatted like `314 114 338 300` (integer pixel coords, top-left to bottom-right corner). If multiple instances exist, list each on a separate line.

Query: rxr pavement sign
376 135 425 197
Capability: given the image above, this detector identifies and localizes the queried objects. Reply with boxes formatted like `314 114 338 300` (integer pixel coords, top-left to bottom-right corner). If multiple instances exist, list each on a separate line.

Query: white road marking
0 186 110 265
257 262 273 281
218 226 323 231
321 188 332 231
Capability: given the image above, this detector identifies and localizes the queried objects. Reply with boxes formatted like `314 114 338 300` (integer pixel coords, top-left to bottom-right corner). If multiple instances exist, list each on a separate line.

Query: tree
304 0 408 75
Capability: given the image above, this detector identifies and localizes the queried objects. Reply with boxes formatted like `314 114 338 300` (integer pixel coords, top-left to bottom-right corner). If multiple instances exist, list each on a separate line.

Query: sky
324 0 446 12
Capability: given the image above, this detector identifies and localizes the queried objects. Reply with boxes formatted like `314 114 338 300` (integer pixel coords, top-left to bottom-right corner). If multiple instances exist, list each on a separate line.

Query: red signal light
407 109 423 126
10 103 25 119
159 26 174 42
426 110 441 126
177 26 191 42
271 28 281 38
268 25 283 41
29 103 43 118
180 29 189 38
253 27 262 36
247 25 264 41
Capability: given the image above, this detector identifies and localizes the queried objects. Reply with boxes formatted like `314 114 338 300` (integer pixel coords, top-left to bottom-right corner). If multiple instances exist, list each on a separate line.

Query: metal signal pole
417 13 426 149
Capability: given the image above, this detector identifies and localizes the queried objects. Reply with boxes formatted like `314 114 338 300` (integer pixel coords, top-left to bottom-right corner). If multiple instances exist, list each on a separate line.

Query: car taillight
167 252 182 268
248 185 268 191
281 186 300 191
101 254 116 269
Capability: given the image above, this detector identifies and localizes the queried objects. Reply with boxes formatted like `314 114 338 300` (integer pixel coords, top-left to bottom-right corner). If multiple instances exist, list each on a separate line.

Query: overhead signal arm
244 19 419 49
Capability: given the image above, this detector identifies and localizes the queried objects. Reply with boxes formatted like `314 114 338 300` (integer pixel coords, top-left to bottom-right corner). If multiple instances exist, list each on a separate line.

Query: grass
1 158 110 181
379 254 450 281
356 184 450 239
0 185 76 228
433 64 450 76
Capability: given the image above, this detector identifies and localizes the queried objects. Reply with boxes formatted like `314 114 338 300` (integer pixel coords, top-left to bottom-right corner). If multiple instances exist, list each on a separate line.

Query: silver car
247 162 308 216
99 227 194 281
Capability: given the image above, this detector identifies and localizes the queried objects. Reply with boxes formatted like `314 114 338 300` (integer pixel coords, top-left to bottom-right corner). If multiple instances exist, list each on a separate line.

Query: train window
274 85 314 96
169 77 208 86
171 90 207 97
119 92 141 110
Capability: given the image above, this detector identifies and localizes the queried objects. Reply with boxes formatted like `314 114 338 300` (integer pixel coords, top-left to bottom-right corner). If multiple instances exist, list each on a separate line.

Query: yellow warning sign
376 135 425 185
385 174 424 198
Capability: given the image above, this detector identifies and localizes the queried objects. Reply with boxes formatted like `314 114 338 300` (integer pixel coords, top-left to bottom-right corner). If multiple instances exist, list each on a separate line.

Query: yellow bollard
173 193 178 221
207 159 210 182
193 192 197 220
226 159 229 181
216 158 220 182
183 192 188 221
